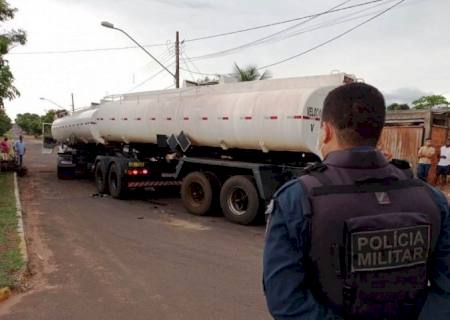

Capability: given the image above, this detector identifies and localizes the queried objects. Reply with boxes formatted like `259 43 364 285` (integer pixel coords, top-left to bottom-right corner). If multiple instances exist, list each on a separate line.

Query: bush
15 113 41 136
0 109 12 136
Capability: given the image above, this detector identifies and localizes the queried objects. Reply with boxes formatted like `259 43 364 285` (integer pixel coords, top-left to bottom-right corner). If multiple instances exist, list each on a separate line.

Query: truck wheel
204 171 221 212
108 163 127 199
220 175 260 225
181 171 215 216
94 162 109 194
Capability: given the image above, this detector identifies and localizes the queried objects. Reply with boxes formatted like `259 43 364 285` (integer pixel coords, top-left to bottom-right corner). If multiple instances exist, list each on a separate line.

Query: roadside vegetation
0 173 24 288
387 94 449 111
0 108 11 136
232 63 271 82
15 109 60 136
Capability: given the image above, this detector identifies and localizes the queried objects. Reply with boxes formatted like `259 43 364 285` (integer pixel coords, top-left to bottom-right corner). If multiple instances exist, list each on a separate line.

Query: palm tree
232 63 272 82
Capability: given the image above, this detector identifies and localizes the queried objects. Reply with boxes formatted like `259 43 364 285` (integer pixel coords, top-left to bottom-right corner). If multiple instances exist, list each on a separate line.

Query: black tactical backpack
298 162 441 319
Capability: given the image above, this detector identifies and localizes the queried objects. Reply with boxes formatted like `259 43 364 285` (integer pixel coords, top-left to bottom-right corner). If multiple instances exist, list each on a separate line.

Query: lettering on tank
306 106 321 118
306 106 321 132
350 225 430 272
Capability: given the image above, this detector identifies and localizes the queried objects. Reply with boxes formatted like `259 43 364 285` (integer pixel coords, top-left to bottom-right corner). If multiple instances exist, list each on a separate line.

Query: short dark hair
322 82 386 147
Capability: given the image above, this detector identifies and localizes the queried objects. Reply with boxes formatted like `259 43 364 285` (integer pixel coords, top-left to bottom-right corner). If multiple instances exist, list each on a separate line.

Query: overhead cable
187 0 353 61
9 0 384 55
187 0 399 62
257 0 407 70
130 59 175 91
185 0 384 42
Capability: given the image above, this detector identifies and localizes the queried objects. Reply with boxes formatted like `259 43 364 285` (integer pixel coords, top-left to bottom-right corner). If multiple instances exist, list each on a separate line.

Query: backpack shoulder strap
311 178 423 196
301 162 333 187
390 159 414 179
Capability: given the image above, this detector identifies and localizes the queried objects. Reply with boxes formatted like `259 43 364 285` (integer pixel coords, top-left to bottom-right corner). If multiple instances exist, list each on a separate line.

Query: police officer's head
318 82 385 158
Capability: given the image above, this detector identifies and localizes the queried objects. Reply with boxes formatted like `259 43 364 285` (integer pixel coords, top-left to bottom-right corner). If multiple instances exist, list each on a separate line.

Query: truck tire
108 162 127 199
181 171 216 216
94 162 109 194
220 175 260 225
204 171 221 212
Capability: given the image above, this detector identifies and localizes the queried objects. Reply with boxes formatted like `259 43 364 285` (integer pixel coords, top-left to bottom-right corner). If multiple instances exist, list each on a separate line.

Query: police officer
263 83 450 319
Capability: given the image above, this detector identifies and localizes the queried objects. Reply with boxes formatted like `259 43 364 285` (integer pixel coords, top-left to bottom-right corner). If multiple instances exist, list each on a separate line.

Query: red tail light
127 168 150 176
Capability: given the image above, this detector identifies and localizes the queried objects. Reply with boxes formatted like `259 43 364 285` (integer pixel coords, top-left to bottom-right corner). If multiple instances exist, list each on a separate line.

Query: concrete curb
13 172 28 267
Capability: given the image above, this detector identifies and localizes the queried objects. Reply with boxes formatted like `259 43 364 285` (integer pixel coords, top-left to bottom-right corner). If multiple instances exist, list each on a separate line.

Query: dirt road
0 139 269 320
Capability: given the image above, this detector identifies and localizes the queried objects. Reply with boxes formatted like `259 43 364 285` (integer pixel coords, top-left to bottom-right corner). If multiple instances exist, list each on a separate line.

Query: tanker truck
51 73 354 224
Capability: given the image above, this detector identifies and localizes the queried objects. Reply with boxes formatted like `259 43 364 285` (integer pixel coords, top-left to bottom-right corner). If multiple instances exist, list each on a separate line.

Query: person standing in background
1 137 10 161
13 135 26 166
436 140 450 186
417 138 435 181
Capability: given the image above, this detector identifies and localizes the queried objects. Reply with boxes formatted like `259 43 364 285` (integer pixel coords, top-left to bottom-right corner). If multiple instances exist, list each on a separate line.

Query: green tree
15 113 41 135
0 0 26 108
387 103 410 111
40 109 59 124
232 63 271 82
412 95 448 110
0 108 11 135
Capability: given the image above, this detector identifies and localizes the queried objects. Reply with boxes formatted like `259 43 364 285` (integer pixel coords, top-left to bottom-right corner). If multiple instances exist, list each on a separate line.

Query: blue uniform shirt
263 174 450 319
14 140 25 155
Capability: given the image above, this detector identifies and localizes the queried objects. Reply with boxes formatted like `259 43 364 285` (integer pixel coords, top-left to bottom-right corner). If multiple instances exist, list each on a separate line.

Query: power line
8 42 172 55
257 0 407 70
180 56 196 81
131 47 174 75
178 44 218 76
187 0 398 62
9 0 384 56
130 67 168 91
179 1 397 75
185 0 384 42
188 0 354 61
181 47 202 75
278 0 419 42
130 58 175 91
272 0 391 41
178 67 218 77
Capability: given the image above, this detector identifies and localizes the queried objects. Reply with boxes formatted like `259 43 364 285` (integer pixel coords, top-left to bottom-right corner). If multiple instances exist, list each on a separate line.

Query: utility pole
175 31 180 89
71 93 75 112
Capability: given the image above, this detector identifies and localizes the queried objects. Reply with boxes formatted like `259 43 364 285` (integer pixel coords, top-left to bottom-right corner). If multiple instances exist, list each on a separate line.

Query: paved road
0 139 270 320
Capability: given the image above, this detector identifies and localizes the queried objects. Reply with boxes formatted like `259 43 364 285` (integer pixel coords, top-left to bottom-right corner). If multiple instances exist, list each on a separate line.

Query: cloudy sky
4 0 450 119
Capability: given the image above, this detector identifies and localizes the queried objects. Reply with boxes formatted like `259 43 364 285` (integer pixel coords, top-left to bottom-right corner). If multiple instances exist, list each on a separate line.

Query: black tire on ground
220 175 260 225
108 162 127 199
94 161 109 194
181 171 216 216
203 171 222 212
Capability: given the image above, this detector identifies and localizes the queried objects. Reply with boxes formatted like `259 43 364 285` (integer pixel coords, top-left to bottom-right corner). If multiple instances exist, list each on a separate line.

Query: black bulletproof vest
298 150 442 320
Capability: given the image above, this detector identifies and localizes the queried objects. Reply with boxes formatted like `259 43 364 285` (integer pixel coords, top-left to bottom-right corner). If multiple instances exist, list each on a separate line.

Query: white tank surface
52 73 353 153
52 108 101 144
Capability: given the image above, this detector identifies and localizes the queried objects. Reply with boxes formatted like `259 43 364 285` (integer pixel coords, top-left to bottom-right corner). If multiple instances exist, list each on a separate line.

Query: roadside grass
0 173 24 288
